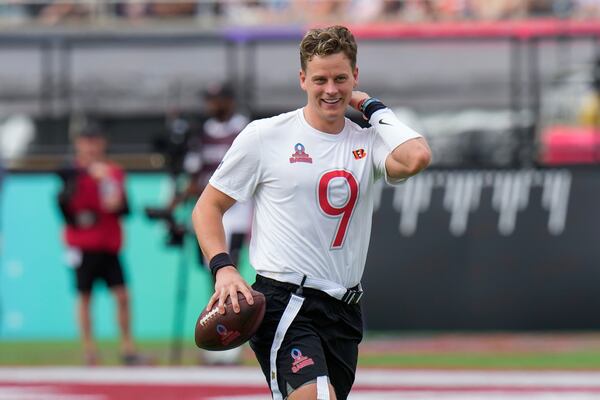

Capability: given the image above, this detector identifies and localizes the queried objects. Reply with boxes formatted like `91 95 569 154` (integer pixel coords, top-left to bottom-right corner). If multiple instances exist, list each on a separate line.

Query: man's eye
336 77 347 82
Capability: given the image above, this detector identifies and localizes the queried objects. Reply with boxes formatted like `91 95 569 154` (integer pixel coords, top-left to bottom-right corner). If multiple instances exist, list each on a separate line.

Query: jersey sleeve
209 122 261 202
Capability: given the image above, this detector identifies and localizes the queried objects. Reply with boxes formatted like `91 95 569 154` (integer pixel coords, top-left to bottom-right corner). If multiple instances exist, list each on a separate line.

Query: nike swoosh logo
379 119 392 126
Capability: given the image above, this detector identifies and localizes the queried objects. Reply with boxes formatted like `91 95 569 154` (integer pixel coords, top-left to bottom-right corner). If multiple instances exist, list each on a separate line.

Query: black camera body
144 207 186 247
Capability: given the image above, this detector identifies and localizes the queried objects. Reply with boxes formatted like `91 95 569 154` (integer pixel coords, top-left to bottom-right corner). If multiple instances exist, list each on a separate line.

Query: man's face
205 96 234 121
75 136 106 166
299 52 358 127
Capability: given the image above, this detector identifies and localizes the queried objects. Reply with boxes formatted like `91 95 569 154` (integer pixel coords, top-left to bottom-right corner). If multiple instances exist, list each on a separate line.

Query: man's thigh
288 381 337 400
250 281 329 397
74 251 100 293
256 320 330 397
99 252 126 288
319 302 362 400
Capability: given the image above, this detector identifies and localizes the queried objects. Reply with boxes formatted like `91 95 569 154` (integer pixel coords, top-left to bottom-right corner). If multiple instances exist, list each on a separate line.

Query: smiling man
192 25 431 400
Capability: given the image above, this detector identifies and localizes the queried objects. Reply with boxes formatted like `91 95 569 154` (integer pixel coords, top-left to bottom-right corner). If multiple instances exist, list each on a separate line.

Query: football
195 290 266 351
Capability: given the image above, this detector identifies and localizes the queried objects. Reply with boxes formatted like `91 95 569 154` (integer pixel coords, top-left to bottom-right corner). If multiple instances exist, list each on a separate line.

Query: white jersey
210 107 421 288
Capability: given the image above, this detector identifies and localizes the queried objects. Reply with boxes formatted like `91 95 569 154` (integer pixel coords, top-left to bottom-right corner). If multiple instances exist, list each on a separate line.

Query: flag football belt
257 273 363 305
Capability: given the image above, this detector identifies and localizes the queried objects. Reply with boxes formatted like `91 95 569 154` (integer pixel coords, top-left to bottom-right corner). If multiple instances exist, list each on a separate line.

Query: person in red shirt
58 121 143 366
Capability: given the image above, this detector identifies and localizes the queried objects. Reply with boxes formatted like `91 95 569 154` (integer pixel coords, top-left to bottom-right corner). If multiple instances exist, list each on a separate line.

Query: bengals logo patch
352 149 367 160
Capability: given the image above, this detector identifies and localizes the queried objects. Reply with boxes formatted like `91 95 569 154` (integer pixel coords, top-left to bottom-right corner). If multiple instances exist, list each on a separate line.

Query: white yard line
0 386 103 400
354 369 600 387
0 367 264 386
0 367 599 389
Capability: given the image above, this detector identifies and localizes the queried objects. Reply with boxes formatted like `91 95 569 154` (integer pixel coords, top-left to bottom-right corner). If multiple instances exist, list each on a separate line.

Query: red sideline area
4 382 600 400
346 19 600 39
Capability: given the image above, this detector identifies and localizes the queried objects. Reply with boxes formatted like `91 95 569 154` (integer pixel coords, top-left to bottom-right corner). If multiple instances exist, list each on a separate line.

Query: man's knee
78 292 92 306
287 381 337 400
111 285 129 306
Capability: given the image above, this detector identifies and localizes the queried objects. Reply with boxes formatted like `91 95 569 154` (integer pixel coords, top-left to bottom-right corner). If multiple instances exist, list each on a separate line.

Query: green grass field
0 340 209 366
3 336 600 369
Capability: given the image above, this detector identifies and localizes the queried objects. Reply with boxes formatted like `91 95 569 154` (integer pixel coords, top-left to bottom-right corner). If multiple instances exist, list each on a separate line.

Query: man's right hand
206 266 255 315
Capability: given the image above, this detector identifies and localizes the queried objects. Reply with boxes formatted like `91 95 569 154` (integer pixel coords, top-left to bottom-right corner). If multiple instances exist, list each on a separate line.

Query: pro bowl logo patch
216 324 241 346
290 348 314 373
289 143 313 164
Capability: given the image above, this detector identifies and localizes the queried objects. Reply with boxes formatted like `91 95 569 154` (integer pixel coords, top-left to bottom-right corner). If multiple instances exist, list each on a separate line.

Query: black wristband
361 98 387 120
209 252 236 278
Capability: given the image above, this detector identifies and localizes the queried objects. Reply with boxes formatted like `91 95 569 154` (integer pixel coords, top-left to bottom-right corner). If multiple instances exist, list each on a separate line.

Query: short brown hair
299 25 357 71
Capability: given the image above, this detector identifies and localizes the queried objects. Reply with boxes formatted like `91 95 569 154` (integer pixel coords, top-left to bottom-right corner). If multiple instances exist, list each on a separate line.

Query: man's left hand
349 91 370 111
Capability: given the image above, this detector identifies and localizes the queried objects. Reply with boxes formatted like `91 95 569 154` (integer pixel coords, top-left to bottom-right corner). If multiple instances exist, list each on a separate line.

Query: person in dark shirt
173 83 252 365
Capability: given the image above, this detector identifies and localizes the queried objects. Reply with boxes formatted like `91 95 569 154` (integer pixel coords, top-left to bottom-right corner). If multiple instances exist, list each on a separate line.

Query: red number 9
318 170 359 249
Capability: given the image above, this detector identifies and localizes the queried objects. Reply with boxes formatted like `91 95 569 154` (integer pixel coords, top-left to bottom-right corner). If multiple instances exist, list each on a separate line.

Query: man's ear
353 66 359 87
299 69 307 91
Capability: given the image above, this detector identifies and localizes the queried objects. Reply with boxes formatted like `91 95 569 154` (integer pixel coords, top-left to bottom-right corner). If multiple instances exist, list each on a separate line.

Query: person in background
36 0 91 24
57 121 145 366
150 1 197 18
171 82 252 364
572 0 600 19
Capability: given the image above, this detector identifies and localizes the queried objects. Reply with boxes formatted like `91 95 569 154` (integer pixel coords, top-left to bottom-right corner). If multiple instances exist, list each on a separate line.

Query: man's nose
324 80 338 95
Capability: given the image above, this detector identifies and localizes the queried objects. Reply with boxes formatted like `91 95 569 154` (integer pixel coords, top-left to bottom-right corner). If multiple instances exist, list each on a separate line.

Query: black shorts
250 275 363 400
74 251 126 293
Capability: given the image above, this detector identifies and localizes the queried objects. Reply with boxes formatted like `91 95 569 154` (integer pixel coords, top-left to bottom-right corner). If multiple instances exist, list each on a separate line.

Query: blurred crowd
0 0 599 27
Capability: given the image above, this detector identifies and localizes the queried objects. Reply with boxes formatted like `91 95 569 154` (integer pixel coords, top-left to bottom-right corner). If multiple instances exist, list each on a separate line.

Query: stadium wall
364 166 600 331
